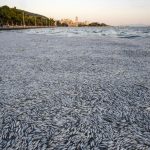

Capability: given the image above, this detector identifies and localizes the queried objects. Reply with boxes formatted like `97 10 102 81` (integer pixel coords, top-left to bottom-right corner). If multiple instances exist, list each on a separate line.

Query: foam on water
24 26 150 39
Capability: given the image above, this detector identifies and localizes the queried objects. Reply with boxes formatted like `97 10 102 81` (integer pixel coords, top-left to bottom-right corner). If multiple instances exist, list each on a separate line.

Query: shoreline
0 26 111 31
0 26 55 31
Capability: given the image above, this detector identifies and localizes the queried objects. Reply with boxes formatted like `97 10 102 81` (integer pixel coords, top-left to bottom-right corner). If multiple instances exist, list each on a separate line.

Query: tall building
75 17 78 27
75 17 78 23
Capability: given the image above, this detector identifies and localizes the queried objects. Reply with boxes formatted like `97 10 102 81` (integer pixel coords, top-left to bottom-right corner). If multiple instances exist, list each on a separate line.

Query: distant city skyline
0 0 150 25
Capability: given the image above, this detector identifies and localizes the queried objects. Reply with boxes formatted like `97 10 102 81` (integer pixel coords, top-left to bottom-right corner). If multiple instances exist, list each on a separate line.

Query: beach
0 27 150 149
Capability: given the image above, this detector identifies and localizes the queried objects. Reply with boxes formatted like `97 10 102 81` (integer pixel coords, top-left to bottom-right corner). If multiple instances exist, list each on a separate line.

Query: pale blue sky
0 0 150 25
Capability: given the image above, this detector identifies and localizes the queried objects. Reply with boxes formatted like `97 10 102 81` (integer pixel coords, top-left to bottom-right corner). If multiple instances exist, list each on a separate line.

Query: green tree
0 5 50 26
49 18 55 26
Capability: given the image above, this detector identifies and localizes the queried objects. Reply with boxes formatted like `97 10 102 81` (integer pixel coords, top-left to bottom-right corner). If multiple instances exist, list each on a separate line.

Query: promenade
0 26 54 30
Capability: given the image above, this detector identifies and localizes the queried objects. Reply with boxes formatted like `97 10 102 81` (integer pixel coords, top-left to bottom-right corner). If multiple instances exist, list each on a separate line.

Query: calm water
24 26 150 39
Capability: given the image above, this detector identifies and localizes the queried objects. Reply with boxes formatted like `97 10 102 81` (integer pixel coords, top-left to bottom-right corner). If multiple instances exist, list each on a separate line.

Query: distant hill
89 22 108 27
0 5 55 26
78 22 109 27
17 9 48 19
127 24 148 27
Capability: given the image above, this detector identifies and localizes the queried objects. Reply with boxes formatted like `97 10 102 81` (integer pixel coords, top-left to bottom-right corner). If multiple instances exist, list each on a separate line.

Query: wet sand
0 30 150 149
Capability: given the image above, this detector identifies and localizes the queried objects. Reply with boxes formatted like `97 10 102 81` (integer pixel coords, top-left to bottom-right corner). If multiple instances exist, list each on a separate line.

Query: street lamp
23 12 25 27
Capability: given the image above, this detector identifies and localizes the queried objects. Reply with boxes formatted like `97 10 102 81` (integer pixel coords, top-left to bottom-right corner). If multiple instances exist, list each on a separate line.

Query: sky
0 0 150 25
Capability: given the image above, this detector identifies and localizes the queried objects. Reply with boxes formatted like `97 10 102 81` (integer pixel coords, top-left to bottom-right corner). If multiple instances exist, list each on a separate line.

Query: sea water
24 26 150 39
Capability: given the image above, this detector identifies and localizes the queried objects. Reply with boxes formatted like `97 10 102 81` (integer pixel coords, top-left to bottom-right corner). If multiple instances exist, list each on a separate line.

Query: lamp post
46 19 47 26
35 16 37 26
23 12 25 27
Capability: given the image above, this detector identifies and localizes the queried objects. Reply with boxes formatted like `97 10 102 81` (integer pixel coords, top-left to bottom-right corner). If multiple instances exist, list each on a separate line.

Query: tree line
0 6 55 26
0 5 108 27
